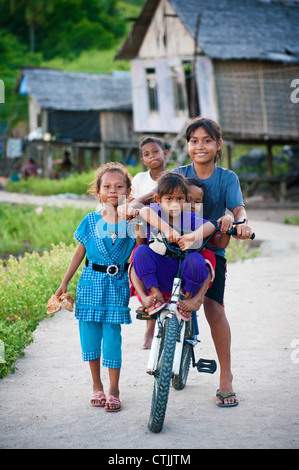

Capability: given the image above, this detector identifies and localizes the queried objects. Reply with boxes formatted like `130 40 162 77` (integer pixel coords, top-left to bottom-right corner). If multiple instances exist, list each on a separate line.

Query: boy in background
131 137 168 199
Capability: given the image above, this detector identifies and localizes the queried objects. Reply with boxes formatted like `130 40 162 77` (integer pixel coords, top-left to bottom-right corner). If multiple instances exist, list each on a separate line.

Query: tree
0 0 126 59
5 0 54 53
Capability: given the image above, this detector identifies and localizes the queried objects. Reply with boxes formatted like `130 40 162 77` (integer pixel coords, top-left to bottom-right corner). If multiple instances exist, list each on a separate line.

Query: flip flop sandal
176 306 191 321
47 295 62 314
146 300 167 316
60 292 74 311
216 389 239 407
90 391 106 407
105 395 122 412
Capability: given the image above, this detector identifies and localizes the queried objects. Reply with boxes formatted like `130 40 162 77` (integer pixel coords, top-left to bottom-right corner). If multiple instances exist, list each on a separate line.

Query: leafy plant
226 237 260 263
0 318 34 378
0 243 82 377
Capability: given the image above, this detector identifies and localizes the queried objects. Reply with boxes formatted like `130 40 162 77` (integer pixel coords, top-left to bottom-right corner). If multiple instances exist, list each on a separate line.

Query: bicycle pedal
186 335 200 347
136 311 157 321
196 358 217 374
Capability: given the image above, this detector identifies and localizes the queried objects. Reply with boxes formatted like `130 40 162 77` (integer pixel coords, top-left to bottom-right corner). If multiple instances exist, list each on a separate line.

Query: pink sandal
146 300 167 316
90 391 106 407
176 306 191 321
105 395 122 412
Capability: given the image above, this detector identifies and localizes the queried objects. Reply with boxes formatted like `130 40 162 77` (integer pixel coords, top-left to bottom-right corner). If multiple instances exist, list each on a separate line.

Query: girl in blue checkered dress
55 162 136 412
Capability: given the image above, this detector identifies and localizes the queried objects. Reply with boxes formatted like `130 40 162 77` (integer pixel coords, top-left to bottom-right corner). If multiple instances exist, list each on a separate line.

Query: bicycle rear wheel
172 319 194 390
148 314 179 433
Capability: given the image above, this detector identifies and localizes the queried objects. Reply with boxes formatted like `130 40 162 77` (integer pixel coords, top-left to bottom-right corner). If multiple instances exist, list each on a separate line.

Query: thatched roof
116 0 299 63
16 68 132 112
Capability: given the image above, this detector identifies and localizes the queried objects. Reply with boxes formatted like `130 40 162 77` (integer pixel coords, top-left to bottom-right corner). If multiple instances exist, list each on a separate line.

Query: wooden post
78 148 86 173
100 142 105 165
226 144 232 170
266 143 274 178
91 148 99 169
191 14 201 117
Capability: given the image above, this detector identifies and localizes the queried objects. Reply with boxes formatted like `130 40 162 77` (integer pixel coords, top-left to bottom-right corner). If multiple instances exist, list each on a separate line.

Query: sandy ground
0 190 299 450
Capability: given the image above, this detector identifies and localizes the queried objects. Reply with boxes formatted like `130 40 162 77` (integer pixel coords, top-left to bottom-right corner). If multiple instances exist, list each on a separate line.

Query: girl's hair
186 177 206 202
139 136 166 152
157 171 189 200
185 116 223 162
88 161 132 197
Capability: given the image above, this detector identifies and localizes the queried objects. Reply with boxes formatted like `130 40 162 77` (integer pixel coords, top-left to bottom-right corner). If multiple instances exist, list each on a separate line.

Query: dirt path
0 190 299 449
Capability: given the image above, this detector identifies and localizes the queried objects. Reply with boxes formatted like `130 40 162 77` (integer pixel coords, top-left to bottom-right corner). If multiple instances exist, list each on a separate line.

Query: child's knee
133 244 151 261
185 252 206 268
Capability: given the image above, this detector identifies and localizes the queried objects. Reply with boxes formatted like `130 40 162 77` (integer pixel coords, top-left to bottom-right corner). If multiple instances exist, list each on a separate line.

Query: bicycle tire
172 319 194 390
148 314 179 433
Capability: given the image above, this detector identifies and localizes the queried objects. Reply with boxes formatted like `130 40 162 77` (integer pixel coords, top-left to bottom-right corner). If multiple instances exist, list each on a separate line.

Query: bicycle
136 220 255 433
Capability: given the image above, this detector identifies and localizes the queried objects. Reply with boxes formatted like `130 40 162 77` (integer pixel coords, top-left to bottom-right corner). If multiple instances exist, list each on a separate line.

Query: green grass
284 215 299 225
41 47 130 74
0 203 90 256
6 170 94 196
5 166 143 196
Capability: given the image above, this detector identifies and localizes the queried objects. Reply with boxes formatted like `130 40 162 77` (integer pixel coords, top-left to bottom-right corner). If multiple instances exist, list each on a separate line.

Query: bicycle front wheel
148 314 179 433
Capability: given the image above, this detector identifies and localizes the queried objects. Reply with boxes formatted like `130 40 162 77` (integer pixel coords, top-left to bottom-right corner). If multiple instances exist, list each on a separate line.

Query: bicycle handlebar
161 219 255 256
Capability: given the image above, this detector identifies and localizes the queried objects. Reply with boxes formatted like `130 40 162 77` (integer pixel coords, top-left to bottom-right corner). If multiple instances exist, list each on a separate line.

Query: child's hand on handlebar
217 214 233 232
164 227 181 244
117 203 139 220
177 233 196 251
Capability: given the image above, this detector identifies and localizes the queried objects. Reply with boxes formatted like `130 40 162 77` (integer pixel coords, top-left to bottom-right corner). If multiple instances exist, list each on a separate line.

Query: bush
0 319 34 378
0 243 82 378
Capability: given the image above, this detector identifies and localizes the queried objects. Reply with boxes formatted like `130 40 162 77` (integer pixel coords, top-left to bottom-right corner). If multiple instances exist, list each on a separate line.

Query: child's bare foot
143 320 155 349
177 295 202 314
141 294 157 311
143 332 153 349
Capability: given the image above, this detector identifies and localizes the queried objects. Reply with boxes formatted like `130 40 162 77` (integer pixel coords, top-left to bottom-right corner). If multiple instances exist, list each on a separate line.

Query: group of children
52 116 253 412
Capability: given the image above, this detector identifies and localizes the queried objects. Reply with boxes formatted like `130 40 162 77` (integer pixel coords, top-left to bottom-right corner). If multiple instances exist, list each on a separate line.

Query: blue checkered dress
74 211 136 324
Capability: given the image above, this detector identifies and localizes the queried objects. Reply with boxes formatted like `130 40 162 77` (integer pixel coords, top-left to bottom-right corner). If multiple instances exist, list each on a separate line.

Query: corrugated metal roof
18 68 132 111
116 0 299 62
170 0 299 62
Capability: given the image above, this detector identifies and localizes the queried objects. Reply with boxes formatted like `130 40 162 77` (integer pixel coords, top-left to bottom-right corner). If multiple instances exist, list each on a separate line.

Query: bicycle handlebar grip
227 227 255 240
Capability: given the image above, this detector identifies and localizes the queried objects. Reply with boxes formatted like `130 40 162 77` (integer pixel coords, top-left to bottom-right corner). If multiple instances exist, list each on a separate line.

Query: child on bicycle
132 172 217 321
175 178 233 317
54 162 136 412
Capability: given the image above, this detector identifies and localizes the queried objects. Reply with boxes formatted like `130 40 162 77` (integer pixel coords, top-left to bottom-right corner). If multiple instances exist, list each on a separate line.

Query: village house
15 67 134 175
116 0 299 193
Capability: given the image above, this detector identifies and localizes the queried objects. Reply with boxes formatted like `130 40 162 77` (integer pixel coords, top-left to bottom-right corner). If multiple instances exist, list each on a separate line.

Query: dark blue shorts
205 255 227 306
